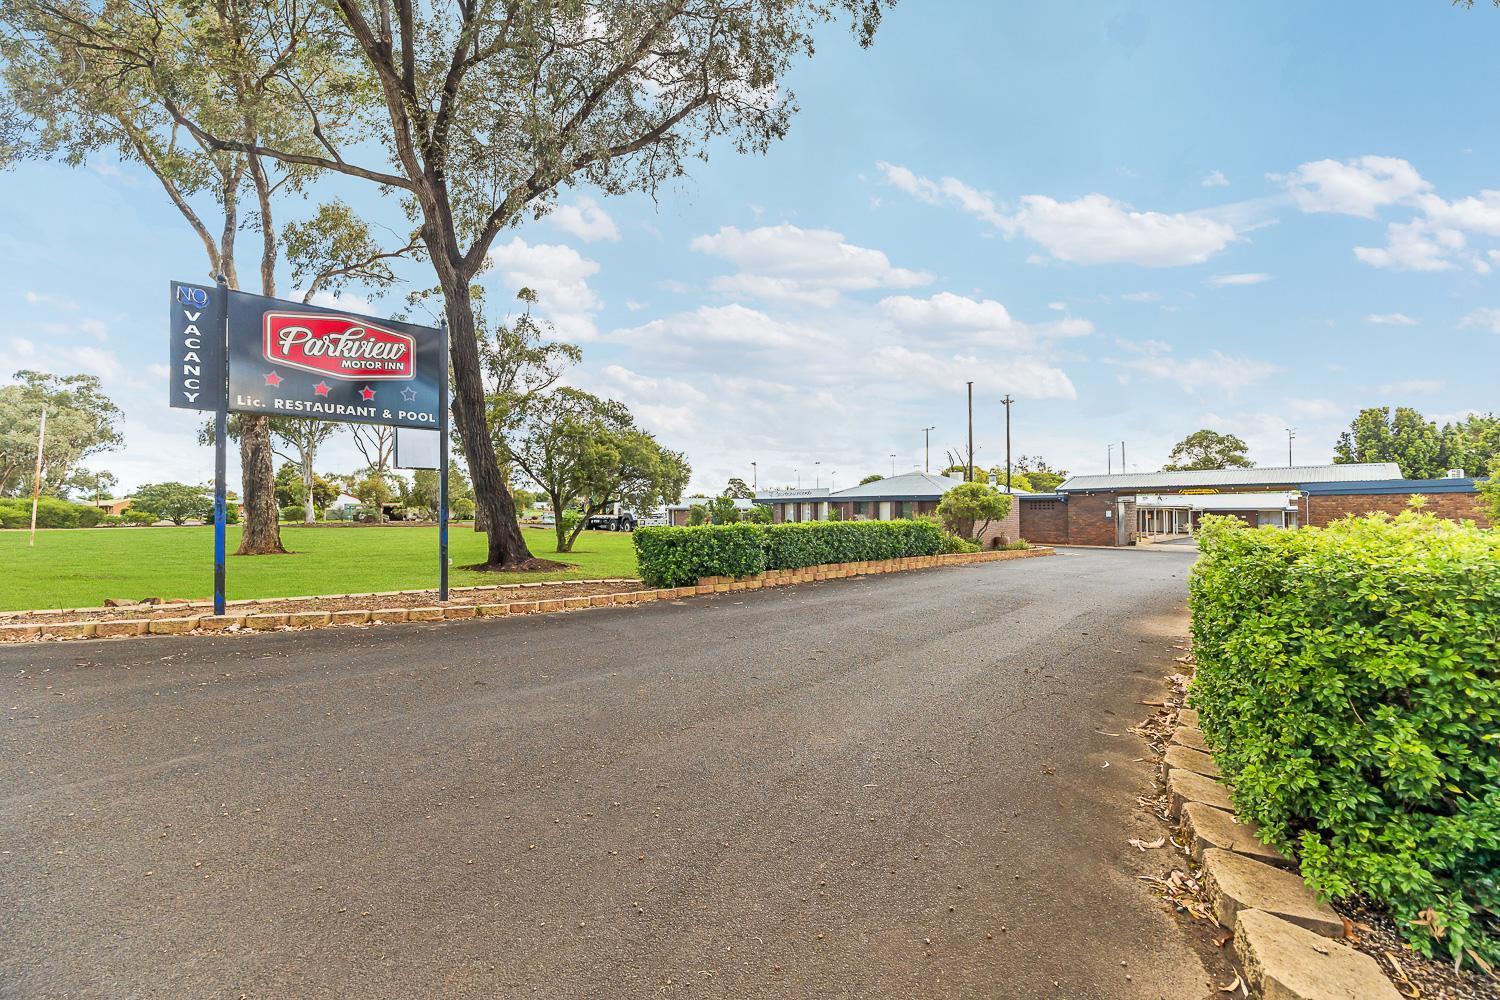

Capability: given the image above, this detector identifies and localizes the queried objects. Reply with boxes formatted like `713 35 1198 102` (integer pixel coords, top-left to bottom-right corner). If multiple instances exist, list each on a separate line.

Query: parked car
586 503 637 531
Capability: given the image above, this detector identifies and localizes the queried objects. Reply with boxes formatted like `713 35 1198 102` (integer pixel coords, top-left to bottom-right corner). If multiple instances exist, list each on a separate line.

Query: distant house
90 498 132 516
756 471 1027 545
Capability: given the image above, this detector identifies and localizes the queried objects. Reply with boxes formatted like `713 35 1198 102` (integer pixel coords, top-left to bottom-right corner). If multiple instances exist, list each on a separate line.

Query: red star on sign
264 371 283 387
313 381 331 397
359 385 376 401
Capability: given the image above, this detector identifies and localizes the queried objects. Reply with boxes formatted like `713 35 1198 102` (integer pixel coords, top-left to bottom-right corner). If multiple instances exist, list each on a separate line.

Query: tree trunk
232 154 286 555
303 452 315 523
438 268 534 567
236 415 285 554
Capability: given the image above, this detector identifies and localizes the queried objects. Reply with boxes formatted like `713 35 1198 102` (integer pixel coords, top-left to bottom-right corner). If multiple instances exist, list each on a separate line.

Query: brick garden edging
0 546 1053 644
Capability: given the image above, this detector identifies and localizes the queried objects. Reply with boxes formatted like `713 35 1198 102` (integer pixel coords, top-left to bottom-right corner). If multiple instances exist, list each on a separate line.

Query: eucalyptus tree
0 0 358 554
75 0 893 567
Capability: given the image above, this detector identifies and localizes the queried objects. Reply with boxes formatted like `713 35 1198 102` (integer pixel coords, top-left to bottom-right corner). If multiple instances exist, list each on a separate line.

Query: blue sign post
212 275 230 615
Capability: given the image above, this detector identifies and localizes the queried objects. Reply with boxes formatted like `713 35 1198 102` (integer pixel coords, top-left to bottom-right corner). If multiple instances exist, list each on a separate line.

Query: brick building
1017 463 1490 546
756 472 1025 543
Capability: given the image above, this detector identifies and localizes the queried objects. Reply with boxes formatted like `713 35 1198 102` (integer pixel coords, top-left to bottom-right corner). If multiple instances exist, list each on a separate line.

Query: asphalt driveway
1 548 1218 999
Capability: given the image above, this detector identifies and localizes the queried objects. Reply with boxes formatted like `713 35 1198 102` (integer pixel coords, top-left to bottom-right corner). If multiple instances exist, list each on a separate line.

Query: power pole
1286 428 1296 466
28 406 46 547
889 453 896 477
1121 440 1126 472
751 461 757 490
1107 443 1114 475
1001 395 1014 491
922 426 935 473
966 382 974 482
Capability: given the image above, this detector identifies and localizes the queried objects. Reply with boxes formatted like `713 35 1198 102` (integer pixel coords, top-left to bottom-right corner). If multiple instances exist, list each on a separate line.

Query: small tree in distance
132 482 213 525
936 483 1012 541
1163 430 1254 471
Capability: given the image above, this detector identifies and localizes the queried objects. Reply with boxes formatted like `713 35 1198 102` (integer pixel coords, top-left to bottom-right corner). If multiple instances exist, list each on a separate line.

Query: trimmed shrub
0 497 103 529
633 518 945 588
1189 512 1499 967
633 522 766 587
121 509 156 525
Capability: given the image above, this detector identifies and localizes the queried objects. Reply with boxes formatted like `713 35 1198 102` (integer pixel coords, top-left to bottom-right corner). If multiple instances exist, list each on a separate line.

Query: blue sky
4 2 1499 495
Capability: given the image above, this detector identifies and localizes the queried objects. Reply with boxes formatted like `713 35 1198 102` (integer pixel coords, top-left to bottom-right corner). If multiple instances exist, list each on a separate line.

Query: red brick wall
1019 498 1069 544
1066 492 1121 546
1305 491 1489 528
973 505 1023 547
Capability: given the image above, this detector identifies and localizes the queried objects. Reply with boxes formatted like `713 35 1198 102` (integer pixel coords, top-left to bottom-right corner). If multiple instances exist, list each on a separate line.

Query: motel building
1014 463 1491 547
756 471 1027 545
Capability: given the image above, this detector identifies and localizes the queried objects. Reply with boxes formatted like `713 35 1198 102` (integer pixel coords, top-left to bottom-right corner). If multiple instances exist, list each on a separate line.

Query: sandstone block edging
0 546 1055 643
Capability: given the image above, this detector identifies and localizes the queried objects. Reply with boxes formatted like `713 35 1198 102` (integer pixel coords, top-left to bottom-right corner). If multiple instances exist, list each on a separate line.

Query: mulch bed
0 579 643 624
1335 897 1497 1000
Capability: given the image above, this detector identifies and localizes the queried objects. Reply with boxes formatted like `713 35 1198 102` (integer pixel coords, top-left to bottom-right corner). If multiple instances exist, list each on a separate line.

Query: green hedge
633 519 945 588
1188 512 1499 967
0 497 103 529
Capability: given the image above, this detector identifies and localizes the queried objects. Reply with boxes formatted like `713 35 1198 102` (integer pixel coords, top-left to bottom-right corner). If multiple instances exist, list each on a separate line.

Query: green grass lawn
0 524 639 611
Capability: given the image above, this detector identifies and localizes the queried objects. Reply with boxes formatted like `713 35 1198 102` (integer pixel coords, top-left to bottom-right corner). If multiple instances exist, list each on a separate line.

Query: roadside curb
0 547 1053 644
1159 710 1409 999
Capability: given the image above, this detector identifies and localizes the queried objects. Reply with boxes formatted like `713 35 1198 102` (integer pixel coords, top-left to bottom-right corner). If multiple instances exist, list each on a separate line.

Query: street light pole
1107 443 1114 475
751 461 757 490
1001 395 1013 491
922 426 935 473
815 461 821 489
1286 428 1296 466
966 382 974 482
890 453 896 477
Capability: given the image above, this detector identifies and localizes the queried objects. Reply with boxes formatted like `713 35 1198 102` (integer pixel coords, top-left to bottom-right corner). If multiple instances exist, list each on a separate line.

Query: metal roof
1057 463 1403 493
827 471 967 501
1298 477 1479 496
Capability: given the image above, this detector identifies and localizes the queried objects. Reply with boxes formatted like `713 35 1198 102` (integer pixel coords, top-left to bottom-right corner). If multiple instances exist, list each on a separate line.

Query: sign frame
172 281 450 612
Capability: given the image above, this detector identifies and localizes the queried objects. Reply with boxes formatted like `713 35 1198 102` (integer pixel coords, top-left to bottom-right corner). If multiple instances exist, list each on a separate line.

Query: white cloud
875 162 1008 227
1108 346 1279 396
1275 155 1431 218
1202 170 1230 188
9 336 36 357
864 345 1076 400
1120 290 1160 303
1377 378 1444 395
1353 219 1467 272
1459 307 1500 333
305 290 376 314
148 363 171 379
50 345 122 380
24 290 80 310
877 291 1093 349
487 237 602 340
1007 194 1236 267
691 224 931 307
877 162 1238 267
614 303 824 355
548 196 620 243
1206 272 1272 287
1364 312 1418 326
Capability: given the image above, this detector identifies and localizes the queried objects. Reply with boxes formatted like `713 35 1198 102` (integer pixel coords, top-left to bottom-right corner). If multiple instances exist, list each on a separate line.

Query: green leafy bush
1189 512 1499 967
121 509 156 525
0 497 103 528
633 522 767 586
633 519 945 588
